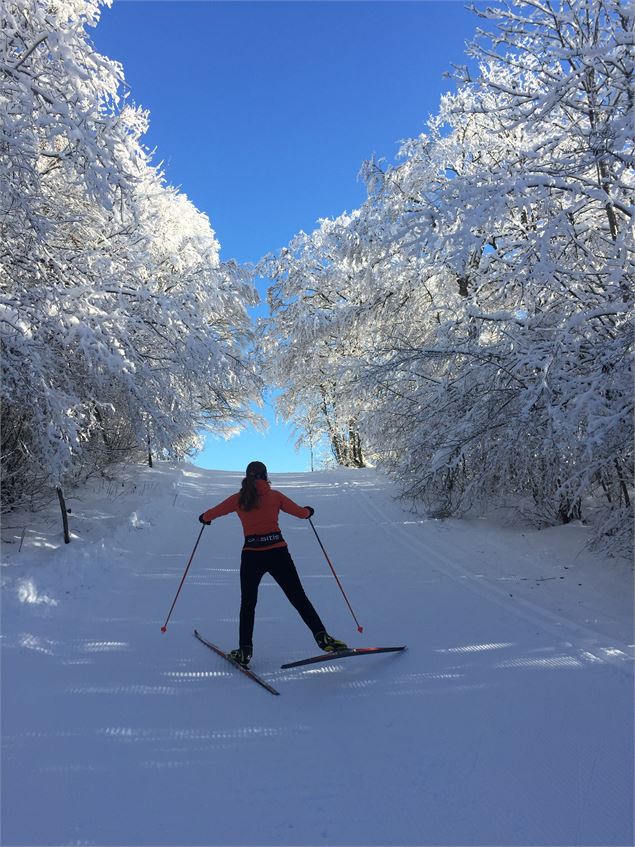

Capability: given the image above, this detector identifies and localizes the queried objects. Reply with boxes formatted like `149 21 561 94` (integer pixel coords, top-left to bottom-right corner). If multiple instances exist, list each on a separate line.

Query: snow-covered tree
1 0 261 512
261 219 368 468
262 0 633 554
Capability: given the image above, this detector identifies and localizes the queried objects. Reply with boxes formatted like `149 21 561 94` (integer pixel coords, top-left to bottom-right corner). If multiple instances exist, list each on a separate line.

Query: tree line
1 0 262 529
260 0 633 555
2 0 631 555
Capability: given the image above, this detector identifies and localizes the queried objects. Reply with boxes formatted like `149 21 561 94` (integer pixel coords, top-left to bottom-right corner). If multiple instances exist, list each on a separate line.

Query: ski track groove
351 481 634 675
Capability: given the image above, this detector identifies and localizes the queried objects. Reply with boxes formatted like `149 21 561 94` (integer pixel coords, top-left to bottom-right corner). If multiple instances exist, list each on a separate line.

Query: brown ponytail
238 461 268 511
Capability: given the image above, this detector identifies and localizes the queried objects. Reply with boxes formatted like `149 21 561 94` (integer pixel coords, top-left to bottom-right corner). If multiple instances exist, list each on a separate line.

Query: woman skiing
198 460 347 666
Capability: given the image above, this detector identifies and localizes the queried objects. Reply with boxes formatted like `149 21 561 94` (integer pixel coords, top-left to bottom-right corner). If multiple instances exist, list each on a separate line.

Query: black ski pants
239 546 325 648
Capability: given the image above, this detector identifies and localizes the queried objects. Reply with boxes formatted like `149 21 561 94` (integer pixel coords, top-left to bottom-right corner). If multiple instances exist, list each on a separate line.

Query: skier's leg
268 548 326 636
239 551 267 648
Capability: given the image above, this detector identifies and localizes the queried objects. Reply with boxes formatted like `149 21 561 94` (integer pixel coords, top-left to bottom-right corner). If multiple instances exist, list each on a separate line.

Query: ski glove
198 513 212 525
304 506 315 518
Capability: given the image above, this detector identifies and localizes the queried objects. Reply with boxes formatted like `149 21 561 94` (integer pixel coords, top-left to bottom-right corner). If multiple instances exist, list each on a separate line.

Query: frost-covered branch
1 0 263 512
261 0 633 554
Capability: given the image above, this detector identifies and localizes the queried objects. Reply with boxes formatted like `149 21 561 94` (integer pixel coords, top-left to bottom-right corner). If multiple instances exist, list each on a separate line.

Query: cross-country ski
194 629 280 695
281 646 407 669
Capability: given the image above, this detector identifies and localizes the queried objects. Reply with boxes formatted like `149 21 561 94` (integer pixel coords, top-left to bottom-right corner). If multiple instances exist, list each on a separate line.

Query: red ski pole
308 517 363 633
160 524 205 633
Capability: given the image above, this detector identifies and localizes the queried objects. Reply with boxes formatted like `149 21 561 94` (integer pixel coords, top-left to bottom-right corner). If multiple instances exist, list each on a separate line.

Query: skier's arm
200 493 240 523
278 492 313 520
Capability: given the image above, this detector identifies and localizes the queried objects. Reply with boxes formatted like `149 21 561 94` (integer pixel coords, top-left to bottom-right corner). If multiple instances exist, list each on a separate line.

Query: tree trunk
330 432 344 465
557 497 582 524
614 459 631 508
349 426 365 468
56 486 70 544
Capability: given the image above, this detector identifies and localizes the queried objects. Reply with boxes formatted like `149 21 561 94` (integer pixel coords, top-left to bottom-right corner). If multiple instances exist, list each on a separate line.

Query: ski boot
315 631 348 653
228 646 252 667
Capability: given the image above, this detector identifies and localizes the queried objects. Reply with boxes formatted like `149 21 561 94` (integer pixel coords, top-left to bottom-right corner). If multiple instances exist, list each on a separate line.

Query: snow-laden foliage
1 0 261 508
260 211 367 468
262 0 634 554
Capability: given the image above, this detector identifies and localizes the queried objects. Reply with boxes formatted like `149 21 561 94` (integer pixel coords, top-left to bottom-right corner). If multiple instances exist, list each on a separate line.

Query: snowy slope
2 464 633 846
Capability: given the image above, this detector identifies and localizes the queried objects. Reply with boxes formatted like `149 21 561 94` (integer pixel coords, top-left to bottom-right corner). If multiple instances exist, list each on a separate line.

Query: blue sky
91 0 483 473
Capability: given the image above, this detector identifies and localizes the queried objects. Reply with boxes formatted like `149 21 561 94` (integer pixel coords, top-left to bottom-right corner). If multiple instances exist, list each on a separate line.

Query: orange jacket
201 479 311 550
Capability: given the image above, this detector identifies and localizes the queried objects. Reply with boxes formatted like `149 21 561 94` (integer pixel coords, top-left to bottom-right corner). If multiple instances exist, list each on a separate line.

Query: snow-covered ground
2 464 633 846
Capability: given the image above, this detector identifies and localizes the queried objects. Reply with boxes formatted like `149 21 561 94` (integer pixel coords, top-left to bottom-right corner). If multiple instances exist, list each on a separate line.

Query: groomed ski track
2 466 633 846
